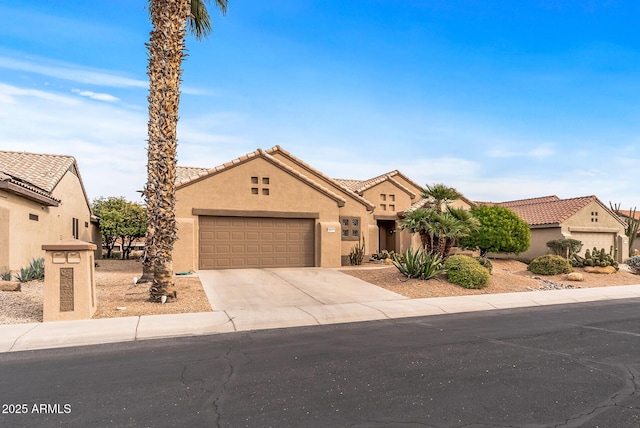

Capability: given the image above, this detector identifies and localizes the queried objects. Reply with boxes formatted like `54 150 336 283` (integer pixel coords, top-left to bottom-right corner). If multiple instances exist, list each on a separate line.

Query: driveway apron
197 268 407 311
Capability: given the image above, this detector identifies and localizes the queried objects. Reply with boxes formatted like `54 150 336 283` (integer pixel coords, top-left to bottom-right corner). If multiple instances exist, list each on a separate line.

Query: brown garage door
199 216 315 269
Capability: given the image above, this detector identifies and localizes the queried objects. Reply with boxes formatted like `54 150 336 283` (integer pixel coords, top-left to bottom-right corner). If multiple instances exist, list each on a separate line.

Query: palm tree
399 208 438 252
143 0 227 302
443 207 480 258
422 183 461 213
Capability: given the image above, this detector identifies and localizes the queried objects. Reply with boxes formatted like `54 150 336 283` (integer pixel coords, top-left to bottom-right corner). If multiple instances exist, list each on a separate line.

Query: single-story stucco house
0 151 100 273
496 195 628 262
172 146 474 271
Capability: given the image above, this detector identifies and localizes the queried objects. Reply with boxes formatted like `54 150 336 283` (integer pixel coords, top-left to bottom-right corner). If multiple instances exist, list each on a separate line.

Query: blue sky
1 0 639 208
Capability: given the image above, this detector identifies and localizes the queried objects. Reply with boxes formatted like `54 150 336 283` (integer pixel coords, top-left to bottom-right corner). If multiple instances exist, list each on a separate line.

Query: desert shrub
444 255 490 289
392 248 446 280
474 256 493 274
626 256 640 274
15 258 45 283
547 238 583 259
1 270 11 281
528 255 573 275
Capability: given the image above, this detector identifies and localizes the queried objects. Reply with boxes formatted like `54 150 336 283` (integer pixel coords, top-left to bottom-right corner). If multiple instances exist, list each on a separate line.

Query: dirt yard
0 259 212 324
2 258 639 325
341 259 640 298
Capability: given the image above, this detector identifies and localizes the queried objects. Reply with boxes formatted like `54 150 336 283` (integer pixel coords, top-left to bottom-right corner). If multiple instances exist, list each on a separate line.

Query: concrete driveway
197 268 408 311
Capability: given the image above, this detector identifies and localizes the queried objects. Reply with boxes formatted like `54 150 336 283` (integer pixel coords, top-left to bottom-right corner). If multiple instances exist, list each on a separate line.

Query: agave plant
392 248 446 280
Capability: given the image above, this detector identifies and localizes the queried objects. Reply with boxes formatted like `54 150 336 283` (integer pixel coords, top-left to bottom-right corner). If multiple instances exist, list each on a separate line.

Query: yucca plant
1 271 11 281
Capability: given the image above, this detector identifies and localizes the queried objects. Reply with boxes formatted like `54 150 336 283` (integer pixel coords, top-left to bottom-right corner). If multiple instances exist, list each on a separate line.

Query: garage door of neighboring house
199 216 315 269
571 232 616 254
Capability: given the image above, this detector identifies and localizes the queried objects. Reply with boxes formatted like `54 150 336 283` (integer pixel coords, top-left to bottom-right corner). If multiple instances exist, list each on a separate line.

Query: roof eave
0 181 59 206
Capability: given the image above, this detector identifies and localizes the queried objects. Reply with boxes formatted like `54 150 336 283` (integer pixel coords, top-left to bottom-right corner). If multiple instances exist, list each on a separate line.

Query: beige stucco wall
269 151 375 262
174 156 344 271
561 201 628 261
1 171 97 272
505 227 565 262
391 175 423 196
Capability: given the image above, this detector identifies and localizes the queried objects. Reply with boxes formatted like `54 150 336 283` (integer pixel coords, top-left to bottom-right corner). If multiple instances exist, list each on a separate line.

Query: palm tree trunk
146 0 190 302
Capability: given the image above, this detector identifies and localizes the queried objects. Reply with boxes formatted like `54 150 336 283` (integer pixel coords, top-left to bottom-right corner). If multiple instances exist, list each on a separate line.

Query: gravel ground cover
341 258 640 298
0 259 211 325
2 258 639 325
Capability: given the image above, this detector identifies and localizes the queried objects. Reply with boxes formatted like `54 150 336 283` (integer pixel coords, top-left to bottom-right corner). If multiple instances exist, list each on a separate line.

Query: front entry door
377 220 397 253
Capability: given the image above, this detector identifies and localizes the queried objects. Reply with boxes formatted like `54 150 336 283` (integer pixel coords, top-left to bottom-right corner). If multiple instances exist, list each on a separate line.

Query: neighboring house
172 146 462 270
0 151 100 272
496 195 628 262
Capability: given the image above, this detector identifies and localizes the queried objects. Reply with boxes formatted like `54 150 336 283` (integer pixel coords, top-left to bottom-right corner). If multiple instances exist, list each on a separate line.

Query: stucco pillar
318 221 341 267
42 239 97 322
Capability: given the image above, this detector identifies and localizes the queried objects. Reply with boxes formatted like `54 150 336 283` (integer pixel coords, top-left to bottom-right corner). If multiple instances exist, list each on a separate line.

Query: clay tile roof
500 195 561 208
499 195 599 226
0 150 75 194
334 171 417 198
618 209 640 220
176 166 209 185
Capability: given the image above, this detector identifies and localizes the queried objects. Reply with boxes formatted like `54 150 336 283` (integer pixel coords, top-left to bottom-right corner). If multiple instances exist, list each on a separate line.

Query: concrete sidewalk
2 284 640 353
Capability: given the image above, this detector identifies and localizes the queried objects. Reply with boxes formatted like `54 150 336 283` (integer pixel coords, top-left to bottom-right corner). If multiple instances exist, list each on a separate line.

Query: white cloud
71 89 119 102
0 56 146 88
487 143 555 158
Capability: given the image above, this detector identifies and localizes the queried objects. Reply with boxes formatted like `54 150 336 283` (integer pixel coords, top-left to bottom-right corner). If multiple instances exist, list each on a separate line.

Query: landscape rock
0 281 21 292
584 266 617 274
566 272 584 281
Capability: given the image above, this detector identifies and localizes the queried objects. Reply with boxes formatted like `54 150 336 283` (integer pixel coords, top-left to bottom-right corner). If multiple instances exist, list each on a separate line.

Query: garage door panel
199 216 315 269
571 232 615 255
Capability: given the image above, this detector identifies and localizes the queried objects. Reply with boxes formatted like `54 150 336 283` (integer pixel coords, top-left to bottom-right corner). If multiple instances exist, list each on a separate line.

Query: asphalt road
1 299 640 428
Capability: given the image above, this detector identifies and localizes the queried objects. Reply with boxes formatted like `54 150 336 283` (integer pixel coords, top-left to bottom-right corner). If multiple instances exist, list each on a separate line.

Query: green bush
546 238 583 259
474 256 493 274
1 270 11 281
444 255 490 289
528 255 573 275
15 258 45 283
392 248 446 280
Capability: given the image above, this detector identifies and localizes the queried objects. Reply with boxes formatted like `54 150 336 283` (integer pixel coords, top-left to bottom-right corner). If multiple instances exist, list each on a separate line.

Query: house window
85 221 89 228
29 213 39 221
340 217 361 241
72 218 79 239
389 194 395 201
251 188 259 195
389 204 395 211
381 204 387 211
262 188 270 195
262 177 270 185
251 176 259 184
380 194 386 201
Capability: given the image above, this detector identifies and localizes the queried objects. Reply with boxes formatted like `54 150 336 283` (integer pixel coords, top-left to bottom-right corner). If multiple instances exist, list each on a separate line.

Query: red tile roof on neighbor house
498 195 618 226
618 209 640 220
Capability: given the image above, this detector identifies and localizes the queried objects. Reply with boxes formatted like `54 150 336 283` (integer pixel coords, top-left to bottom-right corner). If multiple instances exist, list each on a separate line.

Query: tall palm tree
143 0 227 302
